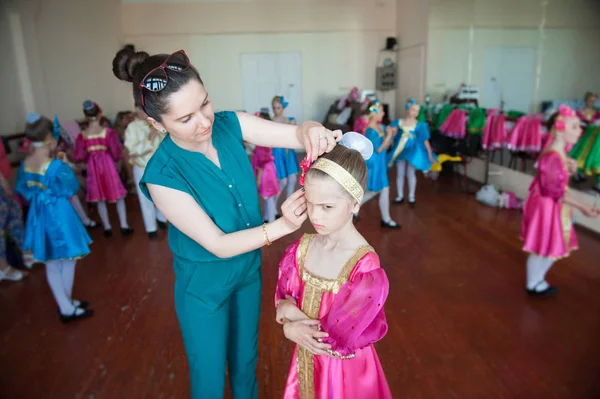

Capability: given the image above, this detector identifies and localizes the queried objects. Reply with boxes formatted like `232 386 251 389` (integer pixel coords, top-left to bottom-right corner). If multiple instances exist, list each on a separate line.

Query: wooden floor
1 173 599 399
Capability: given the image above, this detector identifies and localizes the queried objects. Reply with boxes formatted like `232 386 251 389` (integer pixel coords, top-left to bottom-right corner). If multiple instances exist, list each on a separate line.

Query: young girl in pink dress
521 105 598 296
74 101 133 236
275 132 391 399
252 111 280 222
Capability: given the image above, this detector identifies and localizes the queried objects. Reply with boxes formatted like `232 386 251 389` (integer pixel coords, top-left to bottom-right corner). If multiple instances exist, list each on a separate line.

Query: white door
483 47 536 113
241 52 303 122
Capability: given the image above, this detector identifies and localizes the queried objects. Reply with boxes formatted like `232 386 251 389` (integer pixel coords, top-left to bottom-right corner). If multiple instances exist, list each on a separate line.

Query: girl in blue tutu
357 101 400 229
388 99 437 207
16 113 94 323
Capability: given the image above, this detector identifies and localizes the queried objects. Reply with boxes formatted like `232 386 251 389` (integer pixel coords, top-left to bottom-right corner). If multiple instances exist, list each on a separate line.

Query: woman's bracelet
262 223 272 246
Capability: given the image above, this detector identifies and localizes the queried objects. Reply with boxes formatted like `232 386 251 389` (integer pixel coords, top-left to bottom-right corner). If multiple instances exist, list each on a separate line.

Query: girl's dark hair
306 145 368 196
546 111 559 131
25 116 53 142
258 112 271 120
112 45 203 122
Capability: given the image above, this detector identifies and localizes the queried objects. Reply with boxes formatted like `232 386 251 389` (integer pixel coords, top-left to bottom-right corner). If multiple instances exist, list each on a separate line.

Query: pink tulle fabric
507 114 543 153
521 151 578 258
251 146 280 199
73 128 126 203
352 116 368 135
482 109 507 150
275 238 392 399
440 109 467 139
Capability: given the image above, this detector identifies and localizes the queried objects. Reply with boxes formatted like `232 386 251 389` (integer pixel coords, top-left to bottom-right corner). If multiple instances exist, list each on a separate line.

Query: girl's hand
276 295 310 324
298 121 342 162
281 188 307 231
581 206 599 218
429 154 437 165
385 126 396 137
283 319 332 356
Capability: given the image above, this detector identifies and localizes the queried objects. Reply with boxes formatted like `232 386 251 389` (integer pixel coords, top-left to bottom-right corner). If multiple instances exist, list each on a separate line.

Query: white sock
276 178 288 203
70 196 91 225
360 190 378 206
46 260 76 315
407 164 417 202
379 187 392 223
396 161 407 200
61 259 76 299
116 198 129 229
97 201 111 230
156 209 167 223
526 254 553 291
286 174 298 199
264 197 277 222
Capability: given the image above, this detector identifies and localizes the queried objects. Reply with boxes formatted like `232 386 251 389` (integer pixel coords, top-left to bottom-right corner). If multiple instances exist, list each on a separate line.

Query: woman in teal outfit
112 47 341 399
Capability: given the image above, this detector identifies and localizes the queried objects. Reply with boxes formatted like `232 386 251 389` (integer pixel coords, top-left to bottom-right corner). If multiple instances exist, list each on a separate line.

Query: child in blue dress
356 102 400 228
272 96 300 202
388 99 437 207
16 113 94 323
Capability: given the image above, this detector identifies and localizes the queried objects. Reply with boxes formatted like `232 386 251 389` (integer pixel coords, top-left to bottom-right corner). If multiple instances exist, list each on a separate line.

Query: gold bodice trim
24 160 51 176
296 234 373 399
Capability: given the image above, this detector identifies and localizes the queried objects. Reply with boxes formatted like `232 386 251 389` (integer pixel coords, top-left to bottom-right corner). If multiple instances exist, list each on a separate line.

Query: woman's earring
162 129 167 134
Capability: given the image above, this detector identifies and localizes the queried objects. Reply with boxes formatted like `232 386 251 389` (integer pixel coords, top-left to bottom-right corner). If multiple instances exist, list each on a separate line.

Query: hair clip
26 112 41 124
298 157 312 186
83 100 95 110
405 98 417 109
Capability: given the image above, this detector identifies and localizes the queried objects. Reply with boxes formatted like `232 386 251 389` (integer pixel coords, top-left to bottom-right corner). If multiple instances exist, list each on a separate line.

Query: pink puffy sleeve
538 152 567 200
106 128 123 162
320 265 389 358
274 239 303 307
73 134 88 162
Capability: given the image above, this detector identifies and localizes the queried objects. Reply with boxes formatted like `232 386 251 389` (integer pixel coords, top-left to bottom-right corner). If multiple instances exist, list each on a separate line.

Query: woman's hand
298 121 342 162
283 319 332 356
281 188 307 231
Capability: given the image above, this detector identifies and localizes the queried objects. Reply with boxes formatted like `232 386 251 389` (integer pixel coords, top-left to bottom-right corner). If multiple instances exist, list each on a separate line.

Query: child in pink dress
252 111 281 222
275 132 391 399
74 100 132 237
521 105 598 296
252 145 280 222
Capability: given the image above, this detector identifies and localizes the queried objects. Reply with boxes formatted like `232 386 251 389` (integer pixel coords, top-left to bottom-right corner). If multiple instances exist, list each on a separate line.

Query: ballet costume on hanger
521 150 578 296
16 159 94 322
251 145 280 223
388 120 437 206
74 127 133 237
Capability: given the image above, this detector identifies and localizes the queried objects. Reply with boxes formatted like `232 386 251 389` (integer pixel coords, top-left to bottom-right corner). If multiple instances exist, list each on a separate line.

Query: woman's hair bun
112 44 149 83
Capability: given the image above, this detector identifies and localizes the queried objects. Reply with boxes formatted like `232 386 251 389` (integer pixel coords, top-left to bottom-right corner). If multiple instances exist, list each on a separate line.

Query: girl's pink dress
251 146 280 199
576 109 600 127
440 108 467 139
275 234 392 399
521 151 578 259
74 128 126 203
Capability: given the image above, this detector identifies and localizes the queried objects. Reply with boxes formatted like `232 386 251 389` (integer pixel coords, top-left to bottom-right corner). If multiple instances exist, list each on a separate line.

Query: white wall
426 0 600 107
0 0 125 135
0 5 25 136
121 0 397 122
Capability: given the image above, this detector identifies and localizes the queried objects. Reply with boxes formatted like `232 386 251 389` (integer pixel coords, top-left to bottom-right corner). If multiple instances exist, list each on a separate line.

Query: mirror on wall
423 0 600 193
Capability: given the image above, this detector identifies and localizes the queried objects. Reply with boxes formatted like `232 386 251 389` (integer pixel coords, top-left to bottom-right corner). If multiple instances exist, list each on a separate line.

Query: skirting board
456 157 600 234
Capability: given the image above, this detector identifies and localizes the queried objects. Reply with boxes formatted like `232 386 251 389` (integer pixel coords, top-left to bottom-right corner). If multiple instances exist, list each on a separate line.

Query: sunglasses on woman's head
139 50 191 106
